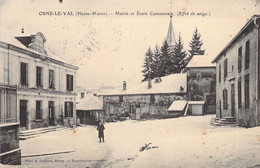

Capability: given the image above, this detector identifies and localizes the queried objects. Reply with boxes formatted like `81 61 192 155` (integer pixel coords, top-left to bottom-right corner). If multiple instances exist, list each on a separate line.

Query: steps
210 117 237 127
19 126 72 140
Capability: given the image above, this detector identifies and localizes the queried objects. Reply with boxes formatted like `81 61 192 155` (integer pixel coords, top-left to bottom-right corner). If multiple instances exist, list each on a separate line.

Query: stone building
101 73 187 120
0 32 78 130
185 56 216 114
212 15 260 127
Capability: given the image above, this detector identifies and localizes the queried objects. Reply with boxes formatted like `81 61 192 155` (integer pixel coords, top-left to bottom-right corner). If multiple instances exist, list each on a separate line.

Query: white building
0 32 78 130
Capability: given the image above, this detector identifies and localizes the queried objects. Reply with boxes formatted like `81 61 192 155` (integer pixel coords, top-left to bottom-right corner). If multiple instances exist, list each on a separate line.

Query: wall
103 93 186 120
0 42 78 129
0 123 21 165
187 67 216 114
215 24 258 127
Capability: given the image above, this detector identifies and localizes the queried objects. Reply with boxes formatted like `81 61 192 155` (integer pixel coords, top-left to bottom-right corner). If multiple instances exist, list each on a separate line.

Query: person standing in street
97 120 105 143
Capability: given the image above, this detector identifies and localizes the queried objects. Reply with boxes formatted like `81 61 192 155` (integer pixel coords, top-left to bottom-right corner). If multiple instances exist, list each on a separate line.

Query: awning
168 100 188 111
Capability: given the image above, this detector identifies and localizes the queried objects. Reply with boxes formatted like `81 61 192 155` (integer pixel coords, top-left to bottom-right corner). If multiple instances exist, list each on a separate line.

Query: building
0 85 21 165
0 32 78 130
212 15 260 127
76 93 103 125
185 55 216 114
101 73 187 120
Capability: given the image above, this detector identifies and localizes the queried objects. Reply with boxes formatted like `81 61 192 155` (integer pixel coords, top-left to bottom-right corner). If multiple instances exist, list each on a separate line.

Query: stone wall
0 123 21 165
103 93 186 120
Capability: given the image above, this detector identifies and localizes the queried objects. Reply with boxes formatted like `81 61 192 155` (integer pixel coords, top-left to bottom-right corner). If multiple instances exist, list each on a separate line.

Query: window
223 89 228 109
196 73 202 79
129 105 136 114
245 40 250 70
49 70 55 89
81 92 85 99
245 74 250 109
36 66 43 87
219 64 221 83
119 95 123 103
238 47 242 73
21 62 28 86
66 74 73 91
65 102 73 117
36 101 42 119
210 81 216 93
238 78 242 109
150 95 155 104
224 59 228 80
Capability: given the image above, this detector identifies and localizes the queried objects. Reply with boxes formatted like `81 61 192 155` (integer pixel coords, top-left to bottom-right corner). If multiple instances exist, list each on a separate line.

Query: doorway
48 101 55 126
231 83 235 117
20 100 27 127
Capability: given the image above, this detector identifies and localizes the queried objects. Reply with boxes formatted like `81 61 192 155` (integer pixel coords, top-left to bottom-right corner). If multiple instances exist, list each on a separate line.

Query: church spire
166 15 176 47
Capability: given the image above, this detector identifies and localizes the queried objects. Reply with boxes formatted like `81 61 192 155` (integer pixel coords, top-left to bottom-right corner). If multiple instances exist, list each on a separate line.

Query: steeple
166 15 176 47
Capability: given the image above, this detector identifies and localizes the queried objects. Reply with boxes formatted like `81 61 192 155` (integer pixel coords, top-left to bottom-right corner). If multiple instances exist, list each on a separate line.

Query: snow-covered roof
212 15 260 63
0 33 77 69
189 101 205 105
186 55 215 68
101 73 187 96
168 100 188 111
77 95 103 111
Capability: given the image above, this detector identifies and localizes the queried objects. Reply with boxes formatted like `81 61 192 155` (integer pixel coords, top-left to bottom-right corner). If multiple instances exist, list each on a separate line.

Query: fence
0 84 18 125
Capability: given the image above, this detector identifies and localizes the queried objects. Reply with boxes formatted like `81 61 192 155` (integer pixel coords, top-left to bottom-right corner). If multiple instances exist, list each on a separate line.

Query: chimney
123 81 127 90
81 92 85 99
148 79 152 89
21 27 24 34
180 86 184 92
154 77 161 83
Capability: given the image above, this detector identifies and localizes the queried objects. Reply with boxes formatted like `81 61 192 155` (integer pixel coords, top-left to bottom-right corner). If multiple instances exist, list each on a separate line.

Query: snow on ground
16 115 260 168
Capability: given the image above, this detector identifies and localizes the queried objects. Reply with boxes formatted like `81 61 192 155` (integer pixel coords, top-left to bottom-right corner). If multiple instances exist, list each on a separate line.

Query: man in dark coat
97 121 105 143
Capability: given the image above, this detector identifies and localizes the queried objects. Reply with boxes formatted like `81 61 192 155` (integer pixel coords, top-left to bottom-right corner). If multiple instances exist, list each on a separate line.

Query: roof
0 32 78 70
101 73 187 96
77 95 103 111
166 15 176 46
186 55 215 68
212 15 260 63
168 100 188 111
189 101 205 105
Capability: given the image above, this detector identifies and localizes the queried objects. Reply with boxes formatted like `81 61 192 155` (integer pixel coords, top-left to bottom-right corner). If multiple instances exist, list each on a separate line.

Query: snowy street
19 115 260 168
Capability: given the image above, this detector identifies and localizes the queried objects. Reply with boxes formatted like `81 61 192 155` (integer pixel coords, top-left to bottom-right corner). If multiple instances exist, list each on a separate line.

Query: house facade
0 32 78 130
185 57 216 114
212 15 260 127
101 73 187 120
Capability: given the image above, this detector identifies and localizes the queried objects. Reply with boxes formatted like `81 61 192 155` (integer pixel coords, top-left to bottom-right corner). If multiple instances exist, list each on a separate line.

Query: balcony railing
0 84 18 126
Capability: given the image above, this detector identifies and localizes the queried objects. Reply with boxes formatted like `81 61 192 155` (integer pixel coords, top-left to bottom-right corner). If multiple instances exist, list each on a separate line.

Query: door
48 101 55 126
129 104 136 119
231 83 235 117
20 100 27 127
136 107 141 120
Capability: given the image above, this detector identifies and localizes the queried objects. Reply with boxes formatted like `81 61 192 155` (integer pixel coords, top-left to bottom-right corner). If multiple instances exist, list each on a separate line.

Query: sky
0 0 259 88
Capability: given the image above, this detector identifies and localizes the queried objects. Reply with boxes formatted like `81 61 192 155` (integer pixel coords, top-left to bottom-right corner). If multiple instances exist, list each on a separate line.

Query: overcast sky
0 0 259 87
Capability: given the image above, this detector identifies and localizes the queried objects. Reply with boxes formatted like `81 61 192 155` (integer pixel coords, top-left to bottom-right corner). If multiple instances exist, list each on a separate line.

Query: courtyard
12 115 260 167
